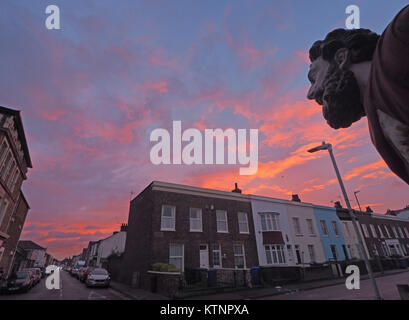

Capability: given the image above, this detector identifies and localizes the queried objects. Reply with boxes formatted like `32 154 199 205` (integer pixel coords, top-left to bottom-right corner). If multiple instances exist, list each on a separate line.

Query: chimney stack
232 183 242 194
291 194 301 202
120 223 128 232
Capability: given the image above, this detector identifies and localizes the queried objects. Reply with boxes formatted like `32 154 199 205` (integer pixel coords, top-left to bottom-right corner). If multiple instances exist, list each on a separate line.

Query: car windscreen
15 272 30 279
91 269 108 275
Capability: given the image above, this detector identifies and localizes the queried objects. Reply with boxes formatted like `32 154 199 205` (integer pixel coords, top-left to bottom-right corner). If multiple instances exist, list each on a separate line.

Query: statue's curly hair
309 28 380 63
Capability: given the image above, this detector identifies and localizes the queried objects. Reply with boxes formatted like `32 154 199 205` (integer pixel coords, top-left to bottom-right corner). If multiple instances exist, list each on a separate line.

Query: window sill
189 230 203 233
217 231 229 234
160 229 176 232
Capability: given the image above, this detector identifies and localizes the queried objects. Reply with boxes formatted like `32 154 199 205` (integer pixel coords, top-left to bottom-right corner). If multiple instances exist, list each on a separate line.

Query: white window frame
169 243 184 271
212 243 222 268
320 220 328 236
293 217 302 235
331 221 339 237
265 244 286 265
216 210 228 233
233 244 246 269
238 212 249 234
189 208 202 232
161 205 176 231
259 212 280 232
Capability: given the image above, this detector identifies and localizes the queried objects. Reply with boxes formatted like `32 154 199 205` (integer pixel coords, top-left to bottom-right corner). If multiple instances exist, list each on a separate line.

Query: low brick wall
303 265 333 281
260 266 301 285
143 271 181 298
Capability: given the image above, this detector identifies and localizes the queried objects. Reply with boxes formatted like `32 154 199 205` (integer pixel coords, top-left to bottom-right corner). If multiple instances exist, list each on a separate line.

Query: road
0 270 130 300
260 270 409 300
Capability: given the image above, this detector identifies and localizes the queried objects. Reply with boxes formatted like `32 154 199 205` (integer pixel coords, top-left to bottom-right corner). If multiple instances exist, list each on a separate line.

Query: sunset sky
1 0 409 260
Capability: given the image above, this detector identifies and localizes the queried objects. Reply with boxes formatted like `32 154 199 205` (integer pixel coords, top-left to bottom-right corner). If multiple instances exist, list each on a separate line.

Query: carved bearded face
307 56 365 129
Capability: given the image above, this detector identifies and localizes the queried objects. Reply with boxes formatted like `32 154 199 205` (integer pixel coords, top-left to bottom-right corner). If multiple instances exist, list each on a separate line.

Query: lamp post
354 190 363 213
308 141 382 300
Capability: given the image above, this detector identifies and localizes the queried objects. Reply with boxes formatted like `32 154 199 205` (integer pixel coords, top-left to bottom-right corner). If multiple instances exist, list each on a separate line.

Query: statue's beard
321 63 366 129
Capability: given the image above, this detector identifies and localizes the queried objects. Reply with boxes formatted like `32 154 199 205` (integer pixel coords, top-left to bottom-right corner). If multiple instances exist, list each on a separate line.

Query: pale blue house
312 205 349 262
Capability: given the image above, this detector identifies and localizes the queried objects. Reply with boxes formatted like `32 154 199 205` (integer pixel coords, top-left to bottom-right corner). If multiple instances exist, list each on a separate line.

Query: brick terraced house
0 106 32 278
121 181 259 286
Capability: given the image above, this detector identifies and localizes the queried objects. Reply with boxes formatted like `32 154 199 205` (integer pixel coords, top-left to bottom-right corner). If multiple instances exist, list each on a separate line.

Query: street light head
308 142 331 153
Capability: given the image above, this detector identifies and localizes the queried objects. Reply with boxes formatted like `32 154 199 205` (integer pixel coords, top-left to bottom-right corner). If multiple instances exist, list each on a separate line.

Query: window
189 208 202 232
169 243 183 271
392 226 398 238
308 245 316 262
398 227 404 238
384 226 391 238
293 217 302 235
320 220 328 236
212 243 222 268
330 245 338 261
161 205 176 231
342 245 350 259
306 219 316 235
260 213 280 231
331 221 339 236
4 160 15 186
233 244 245 268
370 224 377 238
0 152 12 178
265 245 286 264
216 210 228 233
344 222 351 237
0 141 7 162
237 212 249 234
0 198 8 226
378 225 385 238
361 224 369 238
10 168 19 191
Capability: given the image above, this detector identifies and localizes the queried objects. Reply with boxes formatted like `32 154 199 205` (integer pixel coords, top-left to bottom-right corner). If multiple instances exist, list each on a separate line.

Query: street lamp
308 141 382 300
354 190 363 213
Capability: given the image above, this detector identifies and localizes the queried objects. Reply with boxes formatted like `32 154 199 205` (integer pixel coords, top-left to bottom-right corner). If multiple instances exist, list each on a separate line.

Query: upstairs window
216 210 228 233
320 220 328 236
332 221 339 237
293 217 302 235
189 208 202 232
238 212 249 234
161 205 176 231
307 219 316 235
260 213 280 232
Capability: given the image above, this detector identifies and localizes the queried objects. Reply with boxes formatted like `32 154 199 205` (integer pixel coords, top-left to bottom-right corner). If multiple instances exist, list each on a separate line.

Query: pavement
185 268 409 300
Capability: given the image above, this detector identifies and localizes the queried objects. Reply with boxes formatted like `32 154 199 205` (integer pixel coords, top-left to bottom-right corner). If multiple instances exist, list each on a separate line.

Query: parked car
6 271 33 293
22 269 39 286
85 268 110 288
79 267 94 283
30 268 42 284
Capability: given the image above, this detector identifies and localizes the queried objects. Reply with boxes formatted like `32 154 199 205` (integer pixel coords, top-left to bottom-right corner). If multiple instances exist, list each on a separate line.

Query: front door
200 244 209 269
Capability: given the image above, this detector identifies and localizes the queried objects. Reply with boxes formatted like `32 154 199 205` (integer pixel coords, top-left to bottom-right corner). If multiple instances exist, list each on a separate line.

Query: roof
0 106 32 168
18 240 45 251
